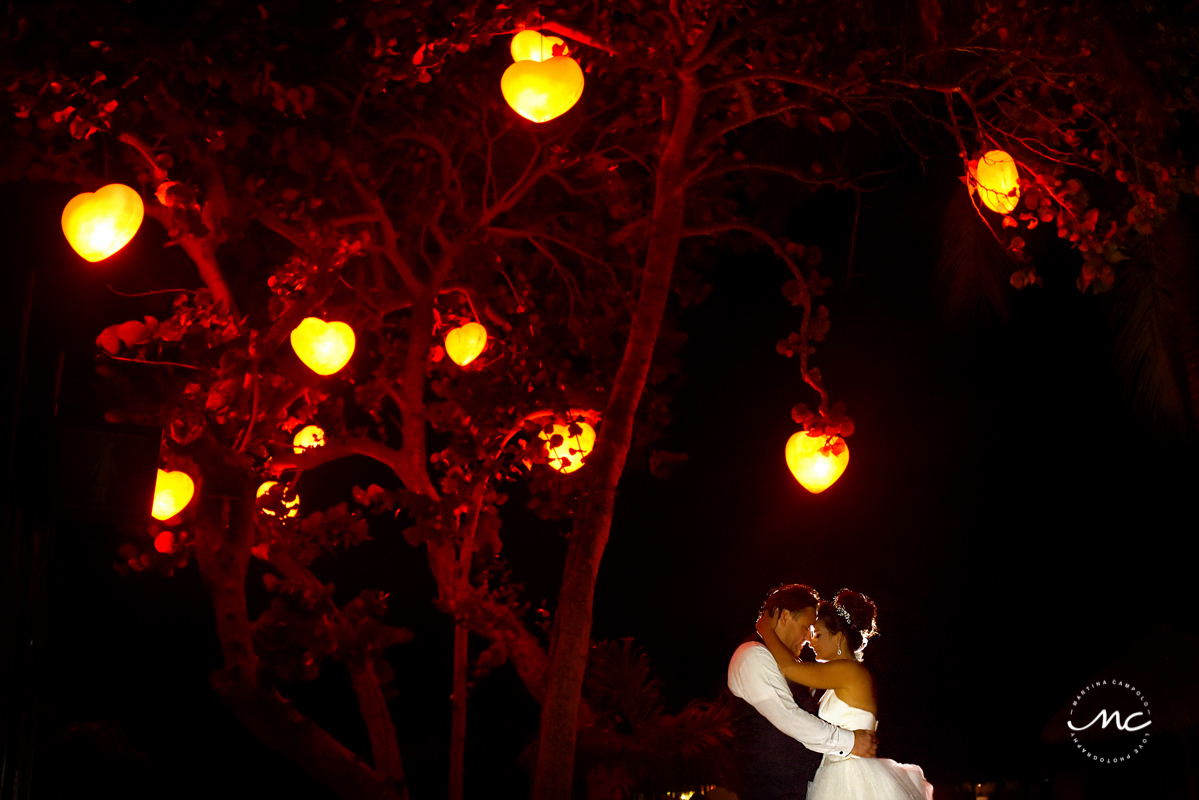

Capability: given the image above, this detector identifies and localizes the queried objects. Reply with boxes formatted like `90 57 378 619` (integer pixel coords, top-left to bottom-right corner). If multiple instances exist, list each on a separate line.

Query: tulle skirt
807 756 933 800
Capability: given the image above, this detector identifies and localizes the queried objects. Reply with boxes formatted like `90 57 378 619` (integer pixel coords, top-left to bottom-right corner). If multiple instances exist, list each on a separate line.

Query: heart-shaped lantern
785 431 849 494
445 322 488 367
290 318 356 376
510 29 569 62
61 183 145 262
501 56 584 123
257 481 300 518
152 469 195 521
292 424 326 454
540 419 596 474
972 150 1021 215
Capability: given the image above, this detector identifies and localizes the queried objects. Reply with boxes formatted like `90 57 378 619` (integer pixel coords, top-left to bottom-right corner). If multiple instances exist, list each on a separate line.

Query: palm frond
935 186 1015 327
585 638 665 729
578 640 735 797
1107 213 1196 442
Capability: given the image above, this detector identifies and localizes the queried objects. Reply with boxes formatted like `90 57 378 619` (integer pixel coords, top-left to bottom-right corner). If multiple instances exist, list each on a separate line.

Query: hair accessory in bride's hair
834 602 854 630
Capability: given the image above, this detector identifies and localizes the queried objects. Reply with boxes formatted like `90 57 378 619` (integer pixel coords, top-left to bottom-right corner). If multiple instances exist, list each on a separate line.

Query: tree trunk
193 478 404 800
347 654 408 794
530 75 702 800
449 482 483 800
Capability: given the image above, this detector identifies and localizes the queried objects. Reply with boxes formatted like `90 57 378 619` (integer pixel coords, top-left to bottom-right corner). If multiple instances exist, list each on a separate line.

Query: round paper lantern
974 150 1021 215
292 425 326 453
785 431 849 494
540 420 596 474
445 322 488 367
61 183 145 262
501 56 584 123
257 481 300 518
510 29 569 62
290 318 356 376
152 469 195 521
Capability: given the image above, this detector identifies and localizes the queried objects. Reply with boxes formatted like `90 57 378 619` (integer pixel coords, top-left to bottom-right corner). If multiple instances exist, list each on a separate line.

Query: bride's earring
837 646 842 655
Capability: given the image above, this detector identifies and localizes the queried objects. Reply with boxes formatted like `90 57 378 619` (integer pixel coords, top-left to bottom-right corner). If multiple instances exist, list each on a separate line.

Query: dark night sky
4 146 1197 800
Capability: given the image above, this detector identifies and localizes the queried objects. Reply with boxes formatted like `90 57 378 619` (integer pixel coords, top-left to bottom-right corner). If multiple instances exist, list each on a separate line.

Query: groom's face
777 606 818 655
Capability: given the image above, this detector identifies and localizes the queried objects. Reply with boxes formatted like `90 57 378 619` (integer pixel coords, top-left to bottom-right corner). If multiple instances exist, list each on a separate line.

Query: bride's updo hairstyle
817 589 878 660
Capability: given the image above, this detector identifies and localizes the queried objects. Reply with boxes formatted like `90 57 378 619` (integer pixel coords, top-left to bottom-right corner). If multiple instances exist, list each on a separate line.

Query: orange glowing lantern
501 56 584 123
290 318 356 376
257 481 300 518
445 322 488 367
152 469 195 520
785 431 849 494
510 29 569 62
540 419 596 474
973 150 1021 215
292 425 326 454
61 183 145 262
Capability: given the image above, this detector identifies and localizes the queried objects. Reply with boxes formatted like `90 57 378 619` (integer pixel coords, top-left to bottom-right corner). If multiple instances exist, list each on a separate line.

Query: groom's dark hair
760 584 821 617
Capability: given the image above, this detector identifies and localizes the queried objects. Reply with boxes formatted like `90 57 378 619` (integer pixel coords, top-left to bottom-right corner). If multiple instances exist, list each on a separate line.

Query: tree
3 0 1195 798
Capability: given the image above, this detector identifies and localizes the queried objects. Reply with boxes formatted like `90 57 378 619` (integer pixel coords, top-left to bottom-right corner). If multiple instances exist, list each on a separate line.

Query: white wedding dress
806 689 934 800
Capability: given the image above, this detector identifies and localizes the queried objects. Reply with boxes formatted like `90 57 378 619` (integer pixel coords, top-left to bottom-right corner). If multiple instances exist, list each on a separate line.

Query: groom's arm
728 643 857 757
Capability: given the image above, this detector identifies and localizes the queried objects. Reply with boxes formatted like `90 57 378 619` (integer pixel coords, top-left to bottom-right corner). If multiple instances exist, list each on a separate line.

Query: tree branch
693 100 815 153
687 161 845 189
247 198 326 261
540 21 618 56
703 71 842 97
337 160 422 290
269 437 439 500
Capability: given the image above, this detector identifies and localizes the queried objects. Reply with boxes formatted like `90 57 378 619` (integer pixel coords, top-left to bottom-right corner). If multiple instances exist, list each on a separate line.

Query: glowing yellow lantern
61 183 145 262
974 150 1021 215
501 56 584 123
510 30 569 62
152 469 195 520
785 431 849 494
257 481 300 518
290 318 356 376
445 322 488 367
540 420 596 474
292 425 326 454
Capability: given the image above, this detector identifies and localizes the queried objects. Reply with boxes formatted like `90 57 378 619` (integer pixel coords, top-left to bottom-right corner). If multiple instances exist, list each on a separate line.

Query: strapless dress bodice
818 689 876 764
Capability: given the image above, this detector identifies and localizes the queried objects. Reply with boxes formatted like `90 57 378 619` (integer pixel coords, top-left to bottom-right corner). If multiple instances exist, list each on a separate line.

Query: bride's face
809 619 839 661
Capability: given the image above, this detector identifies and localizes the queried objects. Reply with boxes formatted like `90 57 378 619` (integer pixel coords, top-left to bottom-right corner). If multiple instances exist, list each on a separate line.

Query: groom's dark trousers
728 681 823 800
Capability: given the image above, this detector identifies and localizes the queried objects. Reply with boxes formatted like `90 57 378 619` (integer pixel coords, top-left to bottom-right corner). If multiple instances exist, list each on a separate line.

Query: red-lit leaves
253 586 412 684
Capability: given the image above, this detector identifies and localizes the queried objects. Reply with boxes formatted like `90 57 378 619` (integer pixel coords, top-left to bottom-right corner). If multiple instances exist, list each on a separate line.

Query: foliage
568 640 735 798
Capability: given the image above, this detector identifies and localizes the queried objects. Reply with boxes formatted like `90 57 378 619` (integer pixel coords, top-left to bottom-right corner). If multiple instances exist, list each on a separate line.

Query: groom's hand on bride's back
851 730 877 758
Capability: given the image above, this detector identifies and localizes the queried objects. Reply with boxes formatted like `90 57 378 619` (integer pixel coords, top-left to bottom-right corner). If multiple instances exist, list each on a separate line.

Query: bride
755 590 933 800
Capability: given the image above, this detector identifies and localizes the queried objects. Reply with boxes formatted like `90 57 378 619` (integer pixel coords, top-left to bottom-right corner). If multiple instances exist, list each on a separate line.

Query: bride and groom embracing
727 584 933 800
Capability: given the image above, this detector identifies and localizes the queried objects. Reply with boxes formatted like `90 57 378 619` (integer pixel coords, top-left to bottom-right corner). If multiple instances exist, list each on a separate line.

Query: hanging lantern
290 318 356 376
292 425 326 454
510 29 569 62
61 183 145 262
540 420 596 474
785 431 849 494
974 150 1021 215
445 322 488 367
151 469 195 521
257 481 300 518
501 56 584 123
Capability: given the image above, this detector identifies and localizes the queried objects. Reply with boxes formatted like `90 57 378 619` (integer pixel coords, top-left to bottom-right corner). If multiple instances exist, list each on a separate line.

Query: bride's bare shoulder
842 659 874 687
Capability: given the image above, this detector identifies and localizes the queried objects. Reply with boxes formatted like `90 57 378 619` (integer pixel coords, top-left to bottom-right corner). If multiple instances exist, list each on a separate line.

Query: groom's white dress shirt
728 641 855 757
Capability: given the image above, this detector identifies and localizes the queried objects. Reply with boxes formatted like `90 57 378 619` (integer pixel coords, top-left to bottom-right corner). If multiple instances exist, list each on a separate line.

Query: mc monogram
1067 680 1152 764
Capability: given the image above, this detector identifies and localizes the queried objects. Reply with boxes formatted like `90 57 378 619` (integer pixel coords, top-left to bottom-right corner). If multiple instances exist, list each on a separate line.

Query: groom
727 584 877 800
